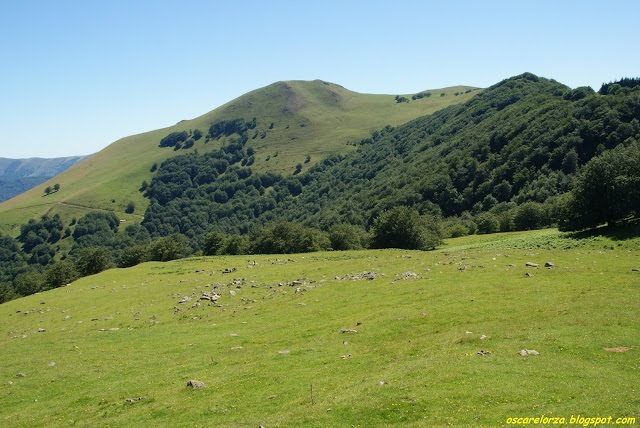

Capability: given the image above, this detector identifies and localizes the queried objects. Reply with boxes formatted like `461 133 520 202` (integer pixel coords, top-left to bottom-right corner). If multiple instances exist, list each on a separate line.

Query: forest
1 73 639 303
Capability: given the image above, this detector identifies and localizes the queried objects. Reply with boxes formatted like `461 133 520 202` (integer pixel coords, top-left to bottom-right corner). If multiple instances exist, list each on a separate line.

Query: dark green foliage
118 244 150 268
412 92 432 100
159 131 188 148
125 201 135 214
253 222 329 254
18 214 64 253
74 247 113 276
395 95 409 104
192 129 203 141
599 77 640 95
13 271 44 296
44 260 79 289
328 224 368 250
71 212 120 250
148 234 191 261
150 163 158 172
513 202 547 230
372 207 442 250
561 143 640 230
475 212 500 234
208 118 251 139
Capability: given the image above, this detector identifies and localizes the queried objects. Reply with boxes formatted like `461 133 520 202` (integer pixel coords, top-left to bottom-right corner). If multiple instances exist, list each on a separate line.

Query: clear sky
1 0 638 158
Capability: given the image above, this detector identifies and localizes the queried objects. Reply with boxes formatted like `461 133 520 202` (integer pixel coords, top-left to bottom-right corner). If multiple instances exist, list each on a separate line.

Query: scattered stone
47 361 56 368
525 272 532 277
603 346 630 353
378 380 386 386
124 397 144 404
278 350 290 355
229 290 237 296
231 346 243 350
396 272 418 280
335 271 379 281
340 329 358 334
525 262 539 268
16 372 26 378
632 268 639 272
518 349 540 356
37 328 46 333
64 315 71 320
222 267 237 274
480 335 488 340
230 333 239 337
477 350 491 356
544 261 555 268
199 291 220 302
186 380 206 389
178 296 191 304
341 353 352 359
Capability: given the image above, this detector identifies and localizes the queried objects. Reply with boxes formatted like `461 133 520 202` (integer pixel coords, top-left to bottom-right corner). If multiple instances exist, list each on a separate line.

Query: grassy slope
0 81 478 235
1 229 638 427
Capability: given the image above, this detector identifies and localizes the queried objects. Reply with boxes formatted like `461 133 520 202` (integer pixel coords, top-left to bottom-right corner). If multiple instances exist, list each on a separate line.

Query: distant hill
0 156 87 202
0 80 478 234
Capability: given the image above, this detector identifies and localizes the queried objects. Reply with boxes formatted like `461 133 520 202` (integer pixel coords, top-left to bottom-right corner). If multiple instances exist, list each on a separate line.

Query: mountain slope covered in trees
141 73 640 244
0 81 476 235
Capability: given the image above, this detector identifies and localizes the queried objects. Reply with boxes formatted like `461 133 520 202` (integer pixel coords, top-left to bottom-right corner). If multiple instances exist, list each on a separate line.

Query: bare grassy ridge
1 229 638 426
0 81 478 236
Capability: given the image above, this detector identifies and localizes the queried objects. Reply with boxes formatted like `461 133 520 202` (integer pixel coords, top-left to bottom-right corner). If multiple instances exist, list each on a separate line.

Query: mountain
139 73 640 244
0 80 478 235
0 156 86 202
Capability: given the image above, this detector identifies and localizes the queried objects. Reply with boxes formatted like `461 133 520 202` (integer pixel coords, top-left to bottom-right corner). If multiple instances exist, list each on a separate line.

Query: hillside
0 230 638 426
0 157 86 203
0 81 478 235
140 73 640 243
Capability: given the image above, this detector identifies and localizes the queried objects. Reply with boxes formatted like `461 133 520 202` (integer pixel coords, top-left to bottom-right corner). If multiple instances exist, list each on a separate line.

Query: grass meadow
0 229 638 426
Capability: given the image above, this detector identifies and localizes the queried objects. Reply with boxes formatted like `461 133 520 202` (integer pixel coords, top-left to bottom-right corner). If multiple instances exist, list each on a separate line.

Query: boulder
187 380 206 389
525 262 539 268
544 261 555 268
517 349 540 356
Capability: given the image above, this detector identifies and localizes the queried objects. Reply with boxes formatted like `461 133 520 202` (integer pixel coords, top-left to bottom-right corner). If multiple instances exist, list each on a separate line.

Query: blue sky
1 0 638 158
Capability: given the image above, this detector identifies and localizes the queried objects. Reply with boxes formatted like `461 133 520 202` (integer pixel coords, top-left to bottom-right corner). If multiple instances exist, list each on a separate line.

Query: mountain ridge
0 79 479 234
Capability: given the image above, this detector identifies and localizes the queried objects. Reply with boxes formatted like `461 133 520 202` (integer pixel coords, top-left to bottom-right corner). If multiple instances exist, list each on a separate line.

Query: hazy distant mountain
0 156 87 202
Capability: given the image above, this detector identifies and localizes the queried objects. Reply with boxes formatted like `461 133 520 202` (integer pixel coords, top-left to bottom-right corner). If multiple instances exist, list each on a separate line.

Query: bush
253 222 329 254
372 207 442 250
74 247 113 276
475 212 500 234
328 224 368 250
148 234 191 262
44 260 79 288
513 202 547 230
125 201 136 214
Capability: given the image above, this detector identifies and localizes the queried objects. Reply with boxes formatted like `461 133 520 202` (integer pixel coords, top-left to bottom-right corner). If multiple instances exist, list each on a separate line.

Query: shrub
372 207 442 250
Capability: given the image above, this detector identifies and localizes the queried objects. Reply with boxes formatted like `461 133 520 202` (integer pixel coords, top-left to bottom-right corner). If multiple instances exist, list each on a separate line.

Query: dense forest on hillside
1 73 639 303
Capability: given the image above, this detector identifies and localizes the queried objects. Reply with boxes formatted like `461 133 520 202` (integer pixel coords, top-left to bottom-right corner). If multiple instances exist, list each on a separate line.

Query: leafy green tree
125 201 136 214
118 244 150 268
148 234 191 261
513 202 547 230
44 260 79 289
475 212 500 234
328 224 368 250
13 271 45 296
372 207 442 250
253 222 328 254
203 231 227 256
75 247 113 276
44 186 52 195
561 143 640 229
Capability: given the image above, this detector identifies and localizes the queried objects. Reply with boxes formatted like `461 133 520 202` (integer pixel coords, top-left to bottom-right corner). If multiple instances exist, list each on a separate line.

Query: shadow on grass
564 218 640 241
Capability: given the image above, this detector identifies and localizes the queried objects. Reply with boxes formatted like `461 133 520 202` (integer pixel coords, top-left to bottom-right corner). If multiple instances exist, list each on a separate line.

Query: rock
186 379 206 389
124 397 144 404
47 361 56 368
476 350 491 356
479 335 488 340
517 349 540 356
603 346 630 352
178 296 191 304
229 290 236 296
544 261 555 268
525 272 532 277
278 350 290 355
222 267 237 274
340 329 358 334
37 328 46 333
525 262 539 268
16 372 26 378
632 268 640 272
335 271 379 281
397 271 418 280
378 380 386 386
